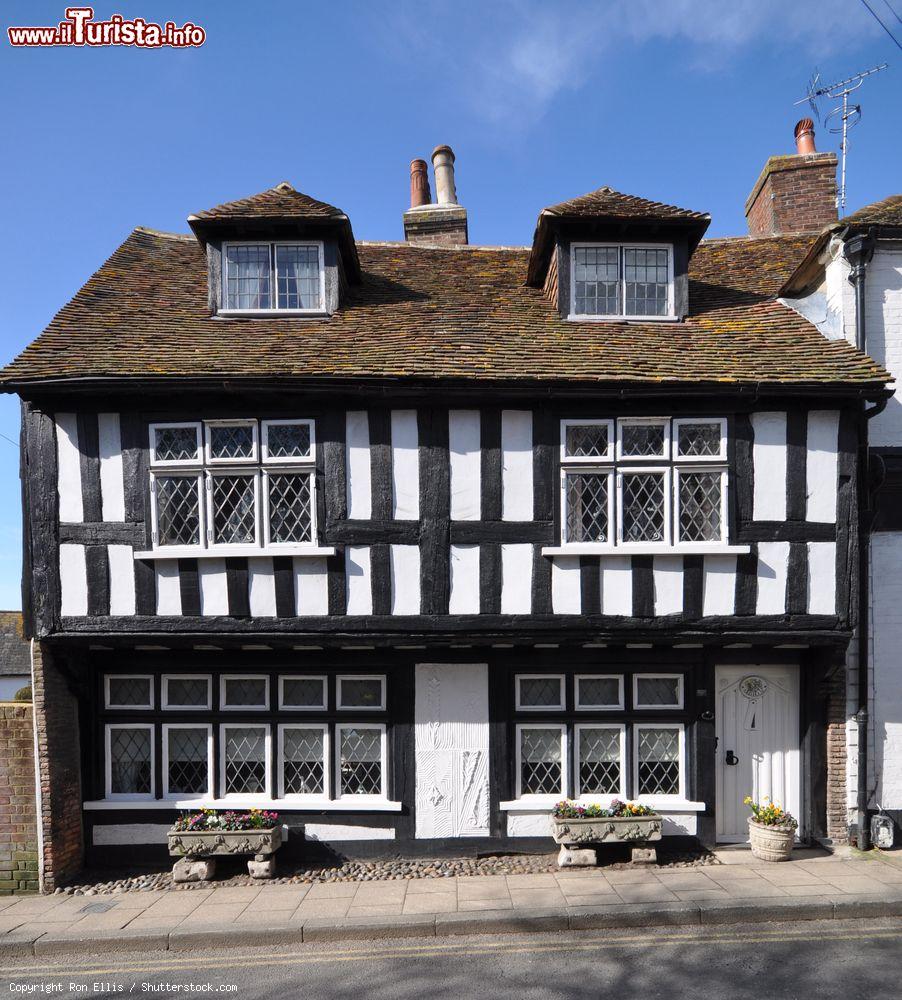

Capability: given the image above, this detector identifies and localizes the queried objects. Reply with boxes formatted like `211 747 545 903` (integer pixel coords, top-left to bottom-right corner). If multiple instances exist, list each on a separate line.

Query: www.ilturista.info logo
8 7 205 47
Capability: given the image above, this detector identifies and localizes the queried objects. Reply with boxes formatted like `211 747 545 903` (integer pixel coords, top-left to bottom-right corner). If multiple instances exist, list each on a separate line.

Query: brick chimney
745 120 838 236
403 144 468 245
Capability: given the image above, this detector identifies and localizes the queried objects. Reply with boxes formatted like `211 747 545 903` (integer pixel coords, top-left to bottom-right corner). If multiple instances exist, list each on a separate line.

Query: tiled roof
189 182 346 222
841 194 902 228
0 612 28 677
0 230 889 389
544 187 710 223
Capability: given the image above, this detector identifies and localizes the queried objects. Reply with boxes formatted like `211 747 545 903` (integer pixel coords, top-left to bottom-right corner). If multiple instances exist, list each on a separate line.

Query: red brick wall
32 642 83 890
826 668 848 843
745 154 838 236
0 703 38 893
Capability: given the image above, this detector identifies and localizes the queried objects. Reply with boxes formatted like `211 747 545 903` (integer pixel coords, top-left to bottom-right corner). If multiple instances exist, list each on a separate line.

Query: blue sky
0 0 898 608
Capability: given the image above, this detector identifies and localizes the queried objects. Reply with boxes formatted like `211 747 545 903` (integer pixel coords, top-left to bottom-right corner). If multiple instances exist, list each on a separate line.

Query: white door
414 663 490 839
715 664 800 842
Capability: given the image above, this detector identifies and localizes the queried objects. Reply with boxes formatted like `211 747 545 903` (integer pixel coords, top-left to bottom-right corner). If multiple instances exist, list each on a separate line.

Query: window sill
133 545 336 560
541 544 750 557
567 314 680 323
215 310 331 319
500 797 705 813
83 797 403 813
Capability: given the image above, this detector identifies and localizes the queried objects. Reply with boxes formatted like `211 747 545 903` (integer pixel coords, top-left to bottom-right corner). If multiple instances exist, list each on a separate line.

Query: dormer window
570 243 674 320
222 241 324 315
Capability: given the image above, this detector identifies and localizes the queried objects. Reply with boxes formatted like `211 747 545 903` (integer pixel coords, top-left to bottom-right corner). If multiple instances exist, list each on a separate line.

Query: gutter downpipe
844 228 878 850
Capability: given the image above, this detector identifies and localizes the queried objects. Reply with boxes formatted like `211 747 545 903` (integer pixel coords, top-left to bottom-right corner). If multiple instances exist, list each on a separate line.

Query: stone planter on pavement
747 819 794 862
551 814 663 867
168 826 282 881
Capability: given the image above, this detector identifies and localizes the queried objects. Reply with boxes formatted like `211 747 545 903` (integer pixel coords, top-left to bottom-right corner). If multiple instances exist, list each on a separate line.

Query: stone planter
552 814 663 867
168 827 282 881
747 819 795 862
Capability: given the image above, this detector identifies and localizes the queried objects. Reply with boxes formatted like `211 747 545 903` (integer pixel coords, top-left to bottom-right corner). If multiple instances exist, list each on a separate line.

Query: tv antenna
794 63 888 210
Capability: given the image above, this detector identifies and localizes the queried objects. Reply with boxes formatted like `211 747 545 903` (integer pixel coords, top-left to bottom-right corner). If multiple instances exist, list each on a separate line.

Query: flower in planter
551 799 657 819
172 808 280 832
743 795 798 830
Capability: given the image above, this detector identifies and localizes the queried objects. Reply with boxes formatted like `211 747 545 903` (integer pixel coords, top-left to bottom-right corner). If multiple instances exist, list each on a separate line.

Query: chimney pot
794 118 817 155
409 159 431 209
431 144 458 206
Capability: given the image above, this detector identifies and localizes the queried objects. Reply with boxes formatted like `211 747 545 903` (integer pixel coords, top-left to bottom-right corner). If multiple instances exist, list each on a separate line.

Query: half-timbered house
1 132 893 887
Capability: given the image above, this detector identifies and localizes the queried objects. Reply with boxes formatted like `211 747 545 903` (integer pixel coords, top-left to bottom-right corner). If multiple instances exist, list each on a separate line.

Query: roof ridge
357 240 529 251
134 226 195 242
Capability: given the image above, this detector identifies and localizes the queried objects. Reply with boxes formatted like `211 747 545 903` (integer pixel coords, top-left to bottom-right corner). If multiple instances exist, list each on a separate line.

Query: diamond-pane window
281 677 326 709
156 476 201 546
109 727 152 795
565 473 609 543
338 677 385 710
267 473 313 544
339 727 383 795
265 422 312 460
211 474 257 544
166 727 208 795
637 727 681 795
153 425 200 464
573 246 620 316
576 676 622 709
624 248 669 317
621 472 666 543
106 676 152 708
564 423 610 459
208 423 255 461
677 422 722 458
519 727 563 795
516 676 564 710
620 422 667 458
282 728 326 795
224 726 267 794
579 727 621 795
225 244 271 310
164 677 210 708
679 471 723 542
222 676 268 708
636 676 682 708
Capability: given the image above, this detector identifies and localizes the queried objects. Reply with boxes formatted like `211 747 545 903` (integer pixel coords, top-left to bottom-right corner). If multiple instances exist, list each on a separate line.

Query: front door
715 664 801 842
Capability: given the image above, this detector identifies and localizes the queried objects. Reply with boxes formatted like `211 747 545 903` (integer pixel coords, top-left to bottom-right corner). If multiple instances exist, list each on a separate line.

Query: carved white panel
415 663 490 839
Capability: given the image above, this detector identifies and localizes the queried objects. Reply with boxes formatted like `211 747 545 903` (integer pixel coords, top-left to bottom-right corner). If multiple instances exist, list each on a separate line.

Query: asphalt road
2 918 900 1000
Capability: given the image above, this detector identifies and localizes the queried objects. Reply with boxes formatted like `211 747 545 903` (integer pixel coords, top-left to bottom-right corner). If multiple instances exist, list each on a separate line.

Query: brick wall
826 667 848 843
32 642 83 891
0 703 38 893
745 153 837 236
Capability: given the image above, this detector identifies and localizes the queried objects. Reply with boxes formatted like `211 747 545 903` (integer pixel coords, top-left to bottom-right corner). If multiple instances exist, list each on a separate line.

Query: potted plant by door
744 796 798 862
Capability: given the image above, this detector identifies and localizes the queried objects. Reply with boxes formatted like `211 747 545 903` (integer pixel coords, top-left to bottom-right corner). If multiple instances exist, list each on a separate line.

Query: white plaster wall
864 247 902 446
870 533 902 810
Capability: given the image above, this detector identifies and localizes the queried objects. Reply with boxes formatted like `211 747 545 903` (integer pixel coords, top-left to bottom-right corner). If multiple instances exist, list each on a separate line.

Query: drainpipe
844 229 877 850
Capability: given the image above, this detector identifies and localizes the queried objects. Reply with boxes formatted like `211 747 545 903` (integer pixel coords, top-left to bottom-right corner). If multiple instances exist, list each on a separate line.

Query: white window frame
277 723 331 799
149 471 205 549
560 419 614 464
220 674 270 712
514 674 566 712
673 466 729 546
616 466 672 548
569 242 675 322
574 674 624 711
205 469 263 549
279 674 328 711
148 422 202 468
104 674 154 711
633 673 685 710
515 723 568 799
219 723 271 799
220 240 326 317
672 417 727 462
261 419 316 465
261 468 317 548
162 722 213 799
573 723 627 799
616 417 671 462
161 674 212 711
204 419 259 466
634 722 686 800
337 674 387 712
104 723 155 801
560 468 616 549
335 722 388 800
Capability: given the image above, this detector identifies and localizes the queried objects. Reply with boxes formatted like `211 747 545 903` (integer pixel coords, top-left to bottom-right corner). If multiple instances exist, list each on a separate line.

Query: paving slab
403 892 459 914
614 884 679 903
457 881 512 900
176 902 250 926
292 897 353 919
509 888 567 909
456 897 514 911
304 881 360 900
824 875 894 894
346 902 405 917
406 879 456 895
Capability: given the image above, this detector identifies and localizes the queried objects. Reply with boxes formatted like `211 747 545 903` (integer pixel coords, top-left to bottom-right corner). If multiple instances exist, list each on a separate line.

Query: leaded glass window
338 726 384 796
166 727 209 796
106 676 152 709
621 471 666 543
223 726 267 794
619 421 667 459
518 726 564 795
154 475 202 546
280 676 327 709
635 675 683 709
210 474 257 545
151 424 200 465
263 421 312 461
163 676 210 709
281 727 326 795
675 420 724 459
266 472 313 544
108 726 152 796
565 473 610 543
578 727 622 796
207 422 256 463
563 421 612 460
516 675 565 711
337 676 385 711
637 726 681 796
575 675 623 710
222 676 269 709
678 470 723 542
